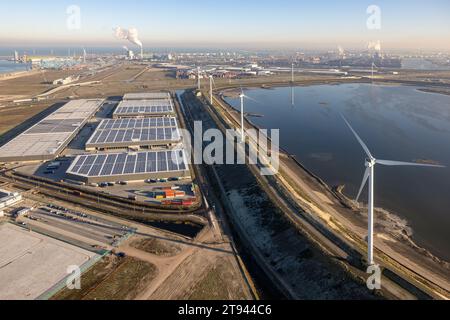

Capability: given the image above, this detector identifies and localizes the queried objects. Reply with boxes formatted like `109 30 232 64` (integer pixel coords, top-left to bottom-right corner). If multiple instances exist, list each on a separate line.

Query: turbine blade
341 114 373 159
243 94 259 104
356 167 370 202
376 159 445 168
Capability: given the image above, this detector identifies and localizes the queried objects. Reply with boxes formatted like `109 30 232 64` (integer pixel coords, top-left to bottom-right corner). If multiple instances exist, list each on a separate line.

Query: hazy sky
1 0 449 51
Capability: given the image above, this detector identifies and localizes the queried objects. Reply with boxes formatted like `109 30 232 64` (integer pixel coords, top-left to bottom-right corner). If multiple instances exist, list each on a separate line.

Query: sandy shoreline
0 69 39 82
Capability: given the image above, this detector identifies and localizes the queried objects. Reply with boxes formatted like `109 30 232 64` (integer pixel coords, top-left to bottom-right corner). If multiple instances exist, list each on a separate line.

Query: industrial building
0 99 104 162
66 149 190 183
85 117 182 151
112 99 175 119
123 92 171 100
0 190 22 210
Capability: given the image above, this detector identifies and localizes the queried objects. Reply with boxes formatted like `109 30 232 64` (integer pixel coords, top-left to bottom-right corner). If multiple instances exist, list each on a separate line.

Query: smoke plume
114 27 143 48
367 40 381 52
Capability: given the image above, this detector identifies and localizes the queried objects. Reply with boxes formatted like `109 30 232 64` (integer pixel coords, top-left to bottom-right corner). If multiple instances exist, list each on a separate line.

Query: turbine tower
209 75 214 104
291 62 295 83
371 62 378 81
197 67 201 91
240 90 245 143
291 62 295 106
342 115 444 265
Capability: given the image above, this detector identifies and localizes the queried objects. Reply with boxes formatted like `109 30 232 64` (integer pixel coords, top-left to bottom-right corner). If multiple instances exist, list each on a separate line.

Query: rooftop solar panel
67 149 188 178
86 117 181 148
113 99 174 117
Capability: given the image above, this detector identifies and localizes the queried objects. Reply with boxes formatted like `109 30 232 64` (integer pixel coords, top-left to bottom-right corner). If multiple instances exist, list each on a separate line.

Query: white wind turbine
342 115 444 265
209 75 215 105
239 89 245 142
238 89 259 143
197 66 201 90
371 62 378 81
291 62 295 106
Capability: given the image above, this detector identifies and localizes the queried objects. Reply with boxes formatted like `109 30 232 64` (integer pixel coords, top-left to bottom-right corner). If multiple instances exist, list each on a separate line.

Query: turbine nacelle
365 158 376 168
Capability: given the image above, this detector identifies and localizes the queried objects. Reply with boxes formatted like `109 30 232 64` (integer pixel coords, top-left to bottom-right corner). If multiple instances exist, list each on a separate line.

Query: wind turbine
209 75 215 105
238 89 259 142
197 67 201 91
371 62 378 81
291 62 295 83
83 48 87 64
342 115 444 266
239 89 245 142
291 62 295 106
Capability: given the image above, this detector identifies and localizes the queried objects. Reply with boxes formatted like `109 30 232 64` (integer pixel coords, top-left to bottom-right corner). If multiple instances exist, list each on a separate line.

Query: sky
1 0 449 51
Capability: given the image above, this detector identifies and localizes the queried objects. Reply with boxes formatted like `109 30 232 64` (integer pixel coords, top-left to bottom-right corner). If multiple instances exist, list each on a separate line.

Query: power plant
114 26 144 59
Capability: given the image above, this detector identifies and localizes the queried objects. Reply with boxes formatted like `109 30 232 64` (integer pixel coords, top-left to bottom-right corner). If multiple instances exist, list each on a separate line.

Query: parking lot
0 223 98 300
17 204 134 251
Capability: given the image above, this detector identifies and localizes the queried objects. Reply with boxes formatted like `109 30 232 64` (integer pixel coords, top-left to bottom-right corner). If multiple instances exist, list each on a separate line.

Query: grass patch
130 238 182 257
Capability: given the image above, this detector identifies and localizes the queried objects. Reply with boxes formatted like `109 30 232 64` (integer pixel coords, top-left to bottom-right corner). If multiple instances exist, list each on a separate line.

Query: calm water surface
0 60 30 74
225 84 450 261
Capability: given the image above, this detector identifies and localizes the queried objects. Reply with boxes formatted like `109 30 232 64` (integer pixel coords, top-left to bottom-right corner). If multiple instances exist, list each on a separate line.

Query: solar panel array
86 117 181 146
26 119 84 134
114 105 174 115
123 92 170 100
113 99 174 116
98 117 177 130
67 150 188 178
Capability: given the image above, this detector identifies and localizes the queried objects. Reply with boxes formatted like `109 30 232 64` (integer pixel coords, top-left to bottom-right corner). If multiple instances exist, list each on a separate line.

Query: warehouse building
66 149 190 183
85 117 182 151
0 99 104 163
112 99 175 119
123 92 171 101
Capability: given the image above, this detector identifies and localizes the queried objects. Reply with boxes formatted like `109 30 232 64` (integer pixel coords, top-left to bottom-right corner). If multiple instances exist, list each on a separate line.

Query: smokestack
114 27 143 59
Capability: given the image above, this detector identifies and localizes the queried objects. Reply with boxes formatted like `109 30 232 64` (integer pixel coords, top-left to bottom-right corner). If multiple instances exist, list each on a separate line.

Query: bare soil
130 237 182 257
52 255 157 300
